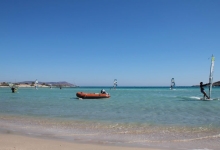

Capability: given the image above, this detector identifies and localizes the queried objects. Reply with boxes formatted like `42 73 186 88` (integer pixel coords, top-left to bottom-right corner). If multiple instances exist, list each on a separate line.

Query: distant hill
213 81 220 86
18 81 76 87
192 81 220 87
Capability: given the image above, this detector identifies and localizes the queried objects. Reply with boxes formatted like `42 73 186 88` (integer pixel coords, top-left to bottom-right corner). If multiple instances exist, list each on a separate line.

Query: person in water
101 89 106 94
170 85 173 90
200 82 210 99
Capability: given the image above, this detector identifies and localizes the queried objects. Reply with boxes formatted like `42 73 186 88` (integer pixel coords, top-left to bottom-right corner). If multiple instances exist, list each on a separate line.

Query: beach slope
0 133 159 150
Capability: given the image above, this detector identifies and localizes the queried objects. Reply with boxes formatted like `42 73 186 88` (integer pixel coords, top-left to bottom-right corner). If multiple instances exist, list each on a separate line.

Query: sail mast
209 55 215 98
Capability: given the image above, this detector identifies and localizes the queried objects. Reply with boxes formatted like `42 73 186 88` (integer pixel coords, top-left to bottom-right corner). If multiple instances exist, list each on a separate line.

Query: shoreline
1 115 220 150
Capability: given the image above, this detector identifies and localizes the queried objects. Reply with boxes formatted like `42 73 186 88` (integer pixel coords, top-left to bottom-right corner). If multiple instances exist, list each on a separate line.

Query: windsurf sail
113 79 117 89
35 79 38 89
8 82 18 92
170 78 175 89
8 82 14 88
209 55 215 98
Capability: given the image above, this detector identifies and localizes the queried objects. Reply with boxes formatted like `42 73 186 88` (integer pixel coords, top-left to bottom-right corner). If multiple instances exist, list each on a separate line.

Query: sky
0 0 220 86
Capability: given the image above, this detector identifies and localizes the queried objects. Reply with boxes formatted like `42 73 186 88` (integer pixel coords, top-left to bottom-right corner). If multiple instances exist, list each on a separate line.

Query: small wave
189 96 201 100
126 134 220 143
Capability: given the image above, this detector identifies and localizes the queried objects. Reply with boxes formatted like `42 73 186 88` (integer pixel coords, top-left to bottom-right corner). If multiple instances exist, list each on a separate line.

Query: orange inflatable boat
76 92 110 99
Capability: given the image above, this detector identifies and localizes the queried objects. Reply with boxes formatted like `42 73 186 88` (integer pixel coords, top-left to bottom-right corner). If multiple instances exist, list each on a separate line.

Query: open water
0 86 220 150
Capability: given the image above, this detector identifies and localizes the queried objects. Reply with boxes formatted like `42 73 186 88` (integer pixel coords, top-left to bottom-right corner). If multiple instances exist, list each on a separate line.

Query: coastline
0 133 160 150
0 84 70 88
0 84 49 88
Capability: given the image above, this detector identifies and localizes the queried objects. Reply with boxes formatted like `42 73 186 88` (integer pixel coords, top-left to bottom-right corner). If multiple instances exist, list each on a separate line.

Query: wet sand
0 133 160 150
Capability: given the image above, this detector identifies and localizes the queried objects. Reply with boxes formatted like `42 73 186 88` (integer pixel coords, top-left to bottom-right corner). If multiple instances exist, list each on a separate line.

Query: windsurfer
170 78 175 90
200 82 210 99
170 85 173 90
113 79 117 89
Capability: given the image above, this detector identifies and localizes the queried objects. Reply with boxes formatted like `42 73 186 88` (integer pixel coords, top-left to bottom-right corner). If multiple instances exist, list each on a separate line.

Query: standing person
200 82 210 99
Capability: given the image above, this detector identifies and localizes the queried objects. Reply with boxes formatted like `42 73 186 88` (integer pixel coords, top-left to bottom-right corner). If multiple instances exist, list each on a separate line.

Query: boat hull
76 92 110 99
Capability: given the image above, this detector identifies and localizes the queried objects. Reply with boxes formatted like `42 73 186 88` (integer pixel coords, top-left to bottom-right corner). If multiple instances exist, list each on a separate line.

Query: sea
0 86 220 150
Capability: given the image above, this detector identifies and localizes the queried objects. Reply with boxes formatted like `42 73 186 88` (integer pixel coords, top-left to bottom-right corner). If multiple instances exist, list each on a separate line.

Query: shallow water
0 87 220 149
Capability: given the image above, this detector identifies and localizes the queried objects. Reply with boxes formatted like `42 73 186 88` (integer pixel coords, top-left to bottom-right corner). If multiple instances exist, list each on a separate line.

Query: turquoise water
1 86 220 149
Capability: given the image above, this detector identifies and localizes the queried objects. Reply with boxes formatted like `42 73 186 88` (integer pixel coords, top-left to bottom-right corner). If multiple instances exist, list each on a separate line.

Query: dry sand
0 133 160 150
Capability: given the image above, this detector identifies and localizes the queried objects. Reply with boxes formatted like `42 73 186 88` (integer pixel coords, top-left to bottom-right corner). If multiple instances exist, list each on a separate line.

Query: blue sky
1 0 220 86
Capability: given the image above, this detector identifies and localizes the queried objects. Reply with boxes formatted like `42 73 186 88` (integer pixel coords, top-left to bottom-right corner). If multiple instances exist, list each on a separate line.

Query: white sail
8 83 14 88
113 79 117 89
35 79 38 89
170 78 175 89
209 55 215 98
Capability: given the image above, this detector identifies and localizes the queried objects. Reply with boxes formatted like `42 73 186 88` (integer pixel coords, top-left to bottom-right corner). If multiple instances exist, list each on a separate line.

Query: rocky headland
0 81 77 88
192 81 220 87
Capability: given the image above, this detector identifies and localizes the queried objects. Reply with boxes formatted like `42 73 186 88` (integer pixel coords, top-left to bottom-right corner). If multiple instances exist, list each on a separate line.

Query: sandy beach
0 133 160 150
